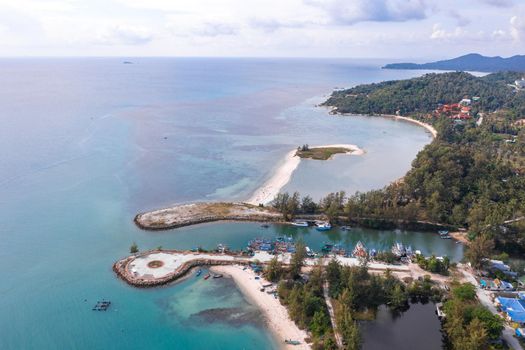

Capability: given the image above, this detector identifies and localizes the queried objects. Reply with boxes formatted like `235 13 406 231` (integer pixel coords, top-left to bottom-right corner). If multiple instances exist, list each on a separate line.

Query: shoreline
211 265 311 350
246 144 364 205
331 110 438 139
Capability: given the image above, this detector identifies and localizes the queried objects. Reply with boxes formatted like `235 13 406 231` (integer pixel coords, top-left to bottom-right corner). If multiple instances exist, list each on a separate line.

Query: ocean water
0 58 450 349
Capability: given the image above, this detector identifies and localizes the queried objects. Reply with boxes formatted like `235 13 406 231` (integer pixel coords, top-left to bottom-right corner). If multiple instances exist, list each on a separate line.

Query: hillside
384 53 525 72
322 72 525 254
323 71 524 116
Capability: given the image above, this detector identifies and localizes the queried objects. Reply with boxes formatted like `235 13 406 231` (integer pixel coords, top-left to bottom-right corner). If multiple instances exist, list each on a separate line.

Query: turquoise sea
0 58 457 349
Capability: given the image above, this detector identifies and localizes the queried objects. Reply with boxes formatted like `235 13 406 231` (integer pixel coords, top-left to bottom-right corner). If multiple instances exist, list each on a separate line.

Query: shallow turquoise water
0 58 452 349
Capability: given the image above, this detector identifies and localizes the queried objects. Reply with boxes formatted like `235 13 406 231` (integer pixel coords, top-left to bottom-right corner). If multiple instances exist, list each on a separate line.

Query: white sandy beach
393 116 438 138
246 144 364 205
210 265 311 350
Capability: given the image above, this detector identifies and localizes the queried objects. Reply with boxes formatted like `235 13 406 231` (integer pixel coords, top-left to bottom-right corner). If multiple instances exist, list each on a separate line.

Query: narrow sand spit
246 144 364 205
211 265 311 350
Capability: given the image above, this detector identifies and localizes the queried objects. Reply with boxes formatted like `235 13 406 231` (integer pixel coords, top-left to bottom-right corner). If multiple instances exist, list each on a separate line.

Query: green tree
465 234 494 269
289 240 307 279
388 284 408 310
310 310 330 338
264 256 283 282
130 242 139 254
452 283 476 302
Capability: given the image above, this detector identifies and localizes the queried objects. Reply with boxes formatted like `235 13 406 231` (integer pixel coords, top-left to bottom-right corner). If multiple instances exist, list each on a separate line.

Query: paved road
460 266 523 350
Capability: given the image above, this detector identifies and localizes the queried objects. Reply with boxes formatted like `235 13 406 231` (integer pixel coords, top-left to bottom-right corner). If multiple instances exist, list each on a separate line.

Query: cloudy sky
0 0 524 59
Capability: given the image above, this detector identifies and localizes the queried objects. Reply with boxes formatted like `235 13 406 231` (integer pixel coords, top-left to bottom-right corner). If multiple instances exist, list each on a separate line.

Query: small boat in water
260 223 269 228
204 274 211 280
196 269 202 277
316 222 332 231
291 220 308 227
340 225 351 231
213 274 223 279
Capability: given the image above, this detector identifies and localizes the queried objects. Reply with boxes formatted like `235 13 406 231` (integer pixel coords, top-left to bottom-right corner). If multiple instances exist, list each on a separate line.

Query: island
295 144 359 160
383 53 525 72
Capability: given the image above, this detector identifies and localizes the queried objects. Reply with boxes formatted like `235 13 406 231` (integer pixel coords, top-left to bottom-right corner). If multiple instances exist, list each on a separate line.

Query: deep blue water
0 58 452 349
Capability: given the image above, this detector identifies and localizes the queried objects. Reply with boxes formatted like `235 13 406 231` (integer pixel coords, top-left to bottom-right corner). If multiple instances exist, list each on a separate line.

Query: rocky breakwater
113 250 252 288
134 202 283 230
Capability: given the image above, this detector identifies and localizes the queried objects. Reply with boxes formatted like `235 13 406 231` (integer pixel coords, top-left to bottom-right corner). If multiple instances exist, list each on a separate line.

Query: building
515 78 525 89
495 295 525 325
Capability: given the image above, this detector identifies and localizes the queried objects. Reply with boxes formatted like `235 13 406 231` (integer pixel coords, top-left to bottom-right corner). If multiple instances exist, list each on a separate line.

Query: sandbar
246 144 364 205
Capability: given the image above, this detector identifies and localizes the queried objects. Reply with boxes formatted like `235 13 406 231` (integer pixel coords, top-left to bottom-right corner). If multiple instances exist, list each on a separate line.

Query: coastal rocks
134 202 283 230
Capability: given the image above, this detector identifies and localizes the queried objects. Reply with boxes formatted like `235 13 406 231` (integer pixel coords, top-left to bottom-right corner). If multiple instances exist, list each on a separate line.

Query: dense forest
323 71 525 116
314 72 525 254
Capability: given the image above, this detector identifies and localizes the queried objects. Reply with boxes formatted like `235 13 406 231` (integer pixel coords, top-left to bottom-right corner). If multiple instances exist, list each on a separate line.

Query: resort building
515 78 525 89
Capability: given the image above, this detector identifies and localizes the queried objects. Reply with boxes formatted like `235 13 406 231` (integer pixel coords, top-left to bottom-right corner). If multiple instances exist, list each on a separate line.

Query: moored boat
204 274 211 280
213 274 223 279
316 222 332 231
352 241 367 258
391 242 406 257
196 269 202 277
291 220 308 227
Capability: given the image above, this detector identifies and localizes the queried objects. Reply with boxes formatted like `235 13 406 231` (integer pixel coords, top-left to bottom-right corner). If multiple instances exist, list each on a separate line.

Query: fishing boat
316 222 332 231
438 230 449 236
305 246 315 257
352 241 367 258
340 225 351 231
204 274 211 280
213 274 223 279
284 340 301 345
391 242 406 257
260 223 269 228
217 243 229 253
321 243 334 253
291 220 308 227
195 269 202 277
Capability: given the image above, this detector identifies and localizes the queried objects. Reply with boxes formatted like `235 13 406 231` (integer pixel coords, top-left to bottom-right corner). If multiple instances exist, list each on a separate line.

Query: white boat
316 222 332 231
291 221 308 227
391 242 406 257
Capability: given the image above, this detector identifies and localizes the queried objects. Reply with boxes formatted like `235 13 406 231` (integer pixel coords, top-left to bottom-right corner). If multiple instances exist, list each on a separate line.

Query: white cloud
479 0 514 7
510 14 525 41
430 24 466 39
305 0 428 25
94 24 153 45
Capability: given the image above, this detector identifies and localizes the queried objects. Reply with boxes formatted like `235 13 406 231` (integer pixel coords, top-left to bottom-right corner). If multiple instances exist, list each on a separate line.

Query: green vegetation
275 249 335 349
296 146 351 160
465 235 495 270
323 71 525 116
319 71 525 254
414 254 451 274
130 242 139 254
443 282 504 349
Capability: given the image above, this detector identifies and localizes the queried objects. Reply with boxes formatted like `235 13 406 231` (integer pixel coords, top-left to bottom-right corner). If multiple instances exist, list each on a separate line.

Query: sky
0 0 524 59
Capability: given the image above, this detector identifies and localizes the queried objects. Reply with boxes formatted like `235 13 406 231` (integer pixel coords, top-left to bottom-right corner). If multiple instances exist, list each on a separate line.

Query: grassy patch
296 147 350 160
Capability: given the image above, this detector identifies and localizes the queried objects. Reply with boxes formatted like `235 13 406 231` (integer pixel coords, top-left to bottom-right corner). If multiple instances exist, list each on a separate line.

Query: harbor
113 230 460 288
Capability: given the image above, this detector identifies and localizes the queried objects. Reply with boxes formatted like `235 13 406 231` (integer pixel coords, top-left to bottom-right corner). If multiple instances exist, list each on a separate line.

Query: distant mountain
383 53 525 72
